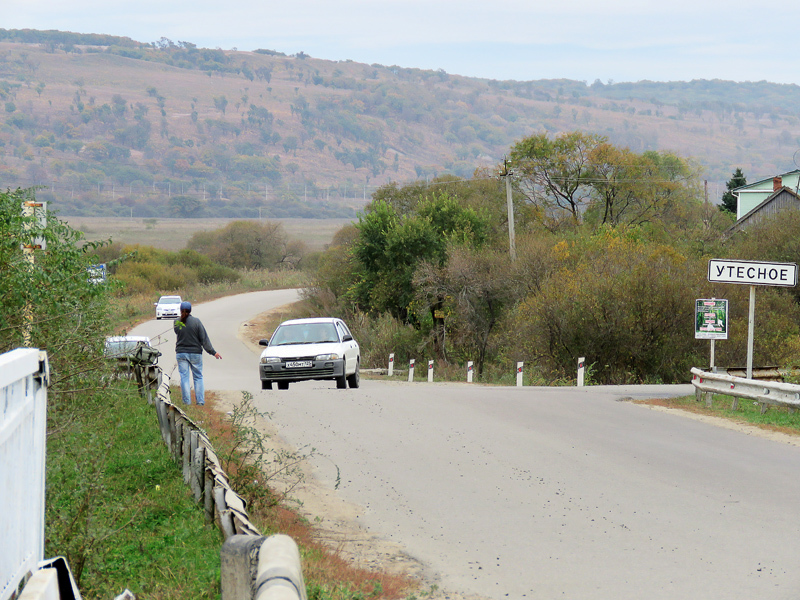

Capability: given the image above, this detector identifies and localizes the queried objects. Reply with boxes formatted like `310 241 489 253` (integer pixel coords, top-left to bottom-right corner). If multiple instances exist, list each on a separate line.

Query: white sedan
154 295 182 319
258 317 360 390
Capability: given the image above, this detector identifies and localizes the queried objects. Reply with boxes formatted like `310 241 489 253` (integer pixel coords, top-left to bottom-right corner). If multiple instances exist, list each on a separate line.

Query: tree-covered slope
1 29 798 217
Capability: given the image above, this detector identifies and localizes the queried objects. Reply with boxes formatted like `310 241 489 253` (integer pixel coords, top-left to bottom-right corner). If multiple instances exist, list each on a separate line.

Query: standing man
174 301 221 406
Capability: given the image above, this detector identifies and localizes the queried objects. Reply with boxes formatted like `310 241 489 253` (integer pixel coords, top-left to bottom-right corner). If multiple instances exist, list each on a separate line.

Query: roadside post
516 362 523 387
388 353 394 377
21 201 46 346
408 359 415 382
427 360 434 382
577 357 585 387
708 259 797 379
467 361 474 383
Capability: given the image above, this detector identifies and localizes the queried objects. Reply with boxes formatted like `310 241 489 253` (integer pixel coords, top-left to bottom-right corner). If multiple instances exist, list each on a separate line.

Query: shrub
506 231 706 384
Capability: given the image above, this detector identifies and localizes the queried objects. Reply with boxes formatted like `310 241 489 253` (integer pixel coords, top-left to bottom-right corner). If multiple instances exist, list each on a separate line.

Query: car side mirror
154 303 158 306
342 334 353 341
258 339 269 346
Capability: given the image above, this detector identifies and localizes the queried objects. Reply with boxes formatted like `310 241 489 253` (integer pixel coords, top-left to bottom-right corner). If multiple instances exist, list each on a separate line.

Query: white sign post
427 360 434 382
467 361 474 383
388 353 394 377
516 362 523 387
577 357 585 387
408 359 415 382
707 259 797 379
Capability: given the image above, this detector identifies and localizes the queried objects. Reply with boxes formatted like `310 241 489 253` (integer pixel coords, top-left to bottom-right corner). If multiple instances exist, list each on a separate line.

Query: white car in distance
258 317 360 390
154 295 182 320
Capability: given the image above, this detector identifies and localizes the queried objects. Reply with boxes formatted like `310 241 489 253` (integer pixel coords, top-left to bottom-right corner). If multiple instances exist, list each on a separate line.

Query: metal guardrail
691 367 800 412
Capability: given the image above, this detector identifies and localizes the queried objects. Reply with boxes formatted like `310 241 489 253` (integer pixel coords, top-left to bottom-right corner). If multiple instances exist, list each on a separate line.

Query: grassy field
64 217 353 252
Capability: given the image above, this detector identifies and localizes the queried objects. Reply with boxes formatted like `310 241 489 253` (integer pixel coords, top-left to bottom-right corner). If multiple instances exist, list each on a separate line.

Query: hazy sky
4 0 800 85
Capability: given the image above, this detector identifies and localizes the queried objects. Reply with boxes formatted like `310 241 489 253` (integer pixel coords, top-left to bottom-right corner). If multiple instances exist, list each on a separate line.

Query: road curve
133 292 800 599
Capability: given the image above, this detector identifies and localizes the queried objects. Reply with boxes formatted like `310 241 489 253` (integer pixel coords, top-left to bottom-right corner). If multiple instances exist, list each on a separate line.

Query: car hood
259 342 349 359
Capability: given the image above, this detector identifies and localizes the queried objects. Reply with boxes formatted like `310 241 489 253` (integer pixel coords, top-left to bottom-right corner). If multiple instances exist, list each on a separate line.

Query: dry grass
65 216 352 252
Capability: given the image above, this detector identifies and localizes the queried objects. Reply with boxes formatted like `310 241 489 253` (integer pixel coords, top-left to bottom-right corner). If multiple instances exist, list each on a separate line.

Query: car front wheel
347 360 360 389
278 381 290 390
261 380 272 390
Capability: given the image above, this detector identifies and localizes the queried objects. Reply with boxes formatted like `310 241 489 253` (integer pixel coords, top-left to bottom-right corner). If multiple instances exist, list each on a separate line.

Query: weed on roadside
635 393 800 435
46 382 221 600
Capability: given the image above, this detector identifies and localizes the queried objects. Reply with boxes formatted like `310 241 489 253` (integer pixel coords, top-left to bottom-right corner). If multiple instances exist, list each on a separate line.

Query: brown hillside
1 33 799 218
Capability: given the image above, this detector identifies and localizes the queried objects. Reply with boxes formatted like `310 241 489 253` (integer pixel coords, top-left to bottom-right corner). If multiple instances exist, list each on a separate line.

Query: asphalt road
133 290 800 600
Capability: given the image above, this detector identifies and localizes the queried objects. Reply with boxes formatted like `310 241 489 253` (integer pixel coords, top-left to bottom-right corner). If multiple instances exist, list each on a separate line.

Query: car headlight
260 356 281 364
315 353 340 361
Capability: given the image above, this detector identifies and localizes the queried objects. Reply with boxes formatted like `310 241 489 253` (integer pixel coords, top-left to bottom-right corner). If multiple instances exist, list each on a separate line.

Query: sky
4 0 800 85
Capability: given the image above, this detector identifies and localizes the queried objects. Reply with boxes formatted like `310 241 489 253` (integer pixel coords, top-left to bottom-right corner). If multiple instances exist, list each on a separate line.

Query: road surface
133 290 800 599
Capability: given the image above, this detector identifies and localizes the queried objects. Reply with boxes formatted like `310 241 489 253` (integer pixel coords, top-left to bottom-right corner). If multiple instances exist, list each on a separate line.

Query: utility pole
499 157 517 261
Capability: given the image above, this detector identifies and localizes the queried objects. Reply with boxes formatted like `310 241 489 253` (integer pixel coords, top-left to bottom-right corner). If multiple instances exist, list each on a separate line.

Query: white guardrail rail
691 367 800 412
1 348 48 600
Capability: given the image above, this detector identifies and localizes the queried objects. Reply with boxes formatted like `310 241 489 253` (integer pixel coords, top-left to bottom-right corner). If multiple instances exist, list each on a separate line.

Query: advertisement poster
695 299 728 340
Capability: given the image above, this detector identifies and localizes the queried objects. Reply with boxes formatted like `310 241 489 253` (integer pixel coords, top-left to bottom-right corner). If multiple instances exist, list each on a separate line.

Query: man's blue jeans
177 352 204 405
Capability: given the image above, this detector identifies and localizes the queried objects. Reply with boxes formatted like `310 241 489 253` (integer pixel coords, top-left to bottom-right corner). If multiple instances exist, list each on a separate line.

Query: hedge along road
132 290 800 600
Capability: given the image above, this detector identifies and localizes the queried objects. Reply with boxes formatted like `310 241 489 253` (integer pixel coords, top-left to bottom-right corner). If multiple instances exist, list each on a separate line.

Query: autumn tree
414 246 520 375
509 131 604 226
187 220 291 269
586 145 700 226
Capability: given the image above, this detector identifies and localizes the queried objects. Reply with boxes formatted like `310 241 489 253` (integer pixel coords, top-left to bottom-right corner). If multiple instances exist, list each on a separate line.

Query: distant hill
1 28 799 218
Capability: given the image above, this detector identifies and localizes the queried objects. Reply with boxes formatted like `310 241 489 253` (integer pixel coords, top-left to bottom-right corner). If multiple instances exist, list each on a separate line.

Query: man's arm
198 321 222 359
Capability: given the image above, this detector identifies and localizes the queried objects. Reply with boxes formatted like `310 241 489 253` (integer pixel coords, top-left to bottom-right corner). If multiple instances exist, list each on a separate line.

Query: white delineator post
428 360 434 382
408 359 415 382
467 361 474 383
577 356 585 387
516 362 523 387
388 353 394 377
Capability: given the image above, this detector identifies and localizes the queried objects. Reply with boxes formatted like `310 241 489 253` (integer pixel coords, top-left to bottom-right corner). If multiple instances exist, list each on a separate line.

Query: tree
213 95 228 115
187 220 287 269
509 131 605 226
414 246 518 375
720 168 746 214
349 193 489 322
0 188 114 394
586 146 699 227
168 195 203 218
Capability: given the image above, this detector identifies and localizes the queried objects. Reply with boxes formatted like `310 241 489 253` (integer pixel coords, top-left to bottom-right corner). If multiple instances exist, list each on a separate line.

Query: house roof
727 186 800 235
733 168 800 193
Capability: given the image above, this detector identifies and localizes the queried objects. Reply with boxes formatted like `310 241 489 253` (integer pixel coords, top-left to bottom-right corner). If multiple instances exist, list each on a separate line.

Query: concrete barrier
221 535 306 600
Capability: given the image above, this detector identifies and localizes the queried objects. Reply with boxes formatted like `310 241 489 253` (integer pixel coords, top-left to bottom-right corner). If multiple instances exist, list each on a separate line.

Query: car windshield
159 297 181 304
271 323 339 345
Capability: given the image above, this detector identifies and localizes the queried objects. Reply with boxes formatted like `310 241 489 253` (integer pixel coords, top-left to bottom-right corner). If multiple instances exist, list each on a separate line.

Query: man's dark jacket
174 315 217 355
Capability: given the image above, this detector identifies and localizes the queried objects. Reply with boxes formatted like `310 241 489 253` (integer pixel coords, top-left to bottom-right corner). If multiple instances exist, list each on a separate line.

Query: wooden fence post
204 469 215 524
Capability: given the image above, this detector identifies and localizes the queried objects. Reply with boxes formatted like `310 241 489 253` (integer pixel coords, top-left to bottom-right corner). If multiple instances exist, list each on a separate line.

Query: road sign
88 264 107 284
708 259 797 287
695 299 728 340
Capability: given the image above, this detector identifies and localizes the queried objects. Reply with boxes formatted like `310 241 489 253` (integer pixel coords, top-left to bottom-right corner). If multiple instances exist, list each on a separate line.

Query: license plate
286 361 313 368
